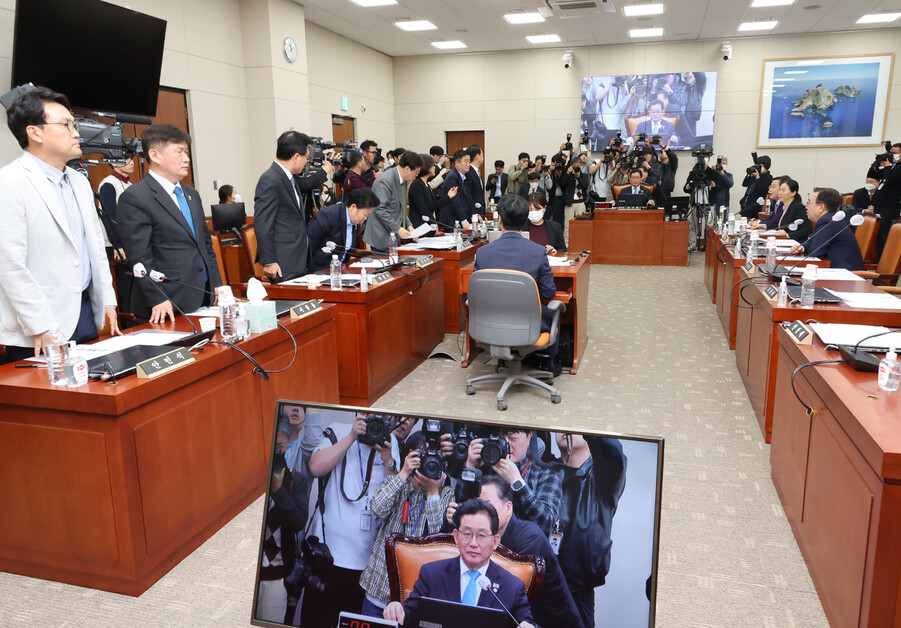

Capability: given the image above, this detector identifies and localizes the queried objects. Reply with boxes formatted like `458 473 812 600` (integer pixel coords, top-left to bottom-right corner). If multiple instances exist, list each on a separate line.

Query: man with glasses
790 188 864 271
383 498 535 628
360 139 381 182
0 86 120 363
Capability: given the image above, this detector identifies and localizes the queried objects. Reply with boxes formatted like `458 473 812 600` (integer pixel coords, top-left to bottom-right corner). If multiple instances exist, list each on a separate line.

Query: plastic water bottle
360 267 368 292
777 275 789 307
63 356 89 387
217 285 238 341
41 325 68 386
330 254 342 290
734 232 743 257
454 221 463 252
726 214 735 236
747 231 759 260
878 345 900 392
764 198 771 217
800 264 817 308
235 303 250 340
388 232 398 264
765 237 777 273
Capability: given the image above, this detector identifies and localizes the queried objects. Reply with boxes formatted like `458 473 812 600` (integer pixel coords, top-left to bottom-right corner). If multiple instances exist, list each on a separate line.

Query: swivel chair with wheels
464 269 565 410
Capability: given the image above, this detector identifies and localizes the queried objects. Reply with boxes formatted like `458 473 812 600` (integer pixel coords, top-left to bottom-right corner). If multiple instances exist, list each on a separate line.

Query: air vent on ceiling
551 0 599 11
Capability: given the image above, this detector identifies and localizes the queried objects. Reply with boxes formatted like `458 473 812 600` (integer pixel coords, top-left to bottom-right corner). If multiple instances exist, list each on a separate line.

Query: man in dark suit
474 195 560 374
306 188 378 270
739 155 773 219
485 160 508 204
118 124 222 323
871 146 901 258
634 101 676 146
851 177 879 213
441 149 474 228
253 131 331 283
383 499 535 628
791 187 864 271
620 169 657 207
367 151 423 254
465 145 486 220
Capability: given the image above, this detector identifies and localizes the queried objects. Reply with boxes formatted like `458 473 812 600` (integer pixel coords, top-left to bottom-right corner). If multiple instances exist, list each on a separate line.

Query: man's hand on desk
149 300 175 324
31 334 43 358
264 263 282 280
790 244 805 255
105 307 122 336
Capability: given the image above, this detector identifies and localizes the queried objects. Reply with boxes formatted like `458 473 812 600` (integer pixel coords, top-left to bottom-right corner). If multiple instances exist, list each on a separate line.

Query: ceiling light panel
629 27 664 37
504 12 545 24
526 34 562 44
750 0 794 7
431 40 467 49
738 20 778 31
395 20 437 31
622 3 664 17
856 13 901 24
349 0 397 7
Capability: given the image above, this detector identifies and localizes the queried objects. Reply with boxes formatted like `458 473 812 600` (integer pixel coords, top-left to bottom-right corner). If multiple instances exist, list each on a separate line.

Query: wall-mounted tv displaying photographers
581 72 718 152
252 401 664 628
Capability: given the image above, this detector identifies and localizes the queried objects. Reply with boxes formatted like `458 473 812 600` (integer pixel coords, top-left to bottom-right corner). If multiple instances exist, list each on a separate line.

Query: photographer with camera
559 152 590 239
712 156 733 213
588 149 617 201
640 143 678 206
486 159 508 204
589 78 639 149
506 152 531 194
870 142 901 258
303 413 401 626
739 154 772 219
427 145 450 190
342 150 373 201
358 427 454 618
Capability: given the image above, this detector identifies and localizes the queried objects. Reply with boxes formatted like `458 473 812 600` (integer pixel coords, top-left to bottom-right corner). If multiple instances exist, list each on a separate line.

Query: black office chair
465 269 565 410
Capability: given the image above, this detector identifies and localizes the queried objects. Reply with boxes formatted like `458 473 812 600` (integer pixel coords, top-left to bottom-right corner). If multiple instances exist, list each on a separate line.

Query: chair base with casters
465 347 562 411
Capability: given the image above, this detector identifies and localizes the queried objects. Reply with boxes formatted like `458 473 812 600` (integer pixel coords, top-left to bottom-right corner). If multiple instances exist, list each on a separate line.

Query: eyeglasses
39 120 78 134
457 530 493 544
364 149 377 154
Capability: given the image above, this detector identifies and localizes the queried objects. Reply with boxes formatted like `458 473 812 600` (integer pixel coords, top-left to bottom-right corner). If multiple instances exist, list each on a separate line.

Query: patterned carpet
0 259 829 627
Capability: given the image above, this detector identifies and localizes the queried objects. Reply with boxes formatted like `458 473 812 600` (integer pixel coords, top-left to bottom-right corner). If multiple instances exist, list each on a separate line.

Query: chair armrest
877 286 901 295
852 271 879 278
545 300 566 347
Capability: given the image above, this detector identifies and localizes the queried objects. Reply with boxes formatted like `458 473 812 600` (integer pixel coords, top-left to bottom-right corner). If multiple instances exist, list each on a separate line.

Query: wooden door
445 130 485 180
332 115 356 146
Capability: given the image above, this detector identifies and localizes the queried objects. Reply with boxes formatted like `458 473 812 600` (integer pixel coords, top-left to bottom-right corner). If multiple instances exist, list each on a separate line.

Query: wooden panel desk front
0 307 340 595
398 240 485 333
459 253 590 374
704 226 721 303
770 329 901 627
735 269 901 442
568 209 689 265
265 260 445 406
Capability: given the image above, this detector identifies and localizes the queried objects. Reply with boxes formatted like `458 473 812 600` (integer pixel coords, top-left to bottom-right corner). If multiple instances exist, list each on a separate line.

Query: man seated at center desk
473 194 561 376
616 168 662 208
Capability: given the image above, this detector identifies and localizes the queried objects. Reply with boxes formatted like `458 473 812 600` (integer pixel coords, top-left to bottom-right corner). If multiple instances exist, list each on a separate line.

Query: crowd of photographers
260 409 628 628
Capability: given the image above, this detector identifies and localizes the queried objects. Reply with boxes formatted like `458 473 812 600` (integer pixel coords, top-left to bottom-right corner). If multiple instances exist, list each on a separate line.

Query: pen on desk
14 363 43 368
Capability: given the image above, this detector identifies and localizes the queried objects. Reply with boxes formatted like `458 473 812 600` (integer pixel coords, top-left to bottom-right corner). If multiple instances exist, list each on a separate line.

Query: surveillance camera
562 50 573 69
721 44 733 61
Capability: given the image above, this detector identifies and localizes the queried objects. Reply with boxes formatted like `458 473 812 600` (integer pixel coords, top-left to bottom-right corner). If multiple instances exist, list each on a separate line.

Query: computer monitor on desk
211 202 246 238
616 194 652 208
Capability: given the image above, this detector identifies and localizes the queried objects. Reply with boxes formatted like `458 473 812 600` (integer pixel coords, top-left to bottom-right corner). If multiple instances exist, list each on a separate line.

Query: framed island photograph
756 53 894 148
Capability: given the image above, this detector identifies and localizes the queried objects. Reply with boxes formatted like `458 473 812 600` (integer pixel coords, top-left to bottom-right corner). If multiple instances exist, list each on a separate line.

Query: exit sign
341 96 350 111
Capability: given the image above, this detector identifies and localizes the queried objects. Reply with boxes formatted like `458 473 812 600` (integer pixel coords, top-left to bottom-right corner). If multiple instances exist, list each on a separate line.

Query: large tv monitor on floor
251 401 664 628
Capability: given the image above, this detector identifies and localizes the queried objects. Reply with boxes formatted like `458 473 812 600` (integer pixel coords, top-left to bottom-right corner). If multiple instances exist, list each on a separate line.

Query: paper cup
199 317 217 333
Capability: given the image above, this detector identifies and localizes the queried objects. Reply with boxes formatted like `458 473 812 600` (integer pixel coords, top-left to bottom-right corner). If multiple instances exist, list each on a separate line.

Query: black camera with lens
456 467 483 503
309 137 348 168
884 140 893 152
452 425 474 460
651 134 662 146
479 434 510 466
610 132 624 149
418 419 447 480
564 132 574 152
359 414 393 446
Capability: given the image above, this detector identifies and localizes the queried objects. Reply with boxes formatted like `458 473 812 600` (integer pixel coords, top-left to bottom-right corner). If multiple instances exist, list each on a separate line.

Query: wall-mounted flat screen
581 72 718 152
251 401 664 628
11 0 167 116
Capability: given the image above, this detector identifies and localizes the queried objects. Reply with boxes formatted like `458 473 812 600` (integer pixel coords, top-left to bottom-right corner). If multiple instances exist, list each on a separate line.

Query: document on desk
811 268 865 281
830 291 901 309
414 236 456 250
547 256 574 266
408 223 436 239
350 259 394 268
810 323 901 349
70 331 193 359
186 306 220 317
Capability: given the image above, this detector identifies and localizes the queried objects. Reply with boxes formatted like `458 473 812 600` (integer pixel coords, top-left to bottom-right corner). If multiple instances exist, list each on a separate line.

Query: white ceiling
296 0 901 57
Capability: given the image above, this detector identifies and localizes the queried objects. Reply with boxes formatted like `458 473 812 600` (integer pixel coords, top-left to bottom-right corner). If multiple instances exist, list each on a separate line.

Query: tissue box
245 301 277 333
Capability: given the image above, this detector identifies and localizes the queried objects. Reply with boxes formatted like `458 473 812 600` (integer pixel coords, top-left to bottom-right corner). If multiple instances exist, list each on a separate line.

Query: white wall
394 30 901 198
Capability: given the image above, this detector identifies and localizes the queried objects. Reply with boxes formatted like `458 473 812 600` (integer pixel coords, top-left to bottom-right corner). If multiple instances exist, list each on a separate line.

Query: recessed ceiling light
395 20 437 31
349 0 397 6
526 34 562 44
504 12 545 24
738 20 778 31
629 27 664 38
857 12 901 24
622 3 664 16
750 0 794 7
431 40 467 49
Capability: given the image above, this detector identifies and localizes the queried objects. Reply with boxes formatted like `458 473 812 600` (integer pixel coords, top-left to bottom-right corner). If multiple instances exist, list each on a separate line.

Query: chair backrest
854 215 879 264
468 270 543 348
385 532 545 603
209 233 229 286
240 224 266 279
876 222 901 276
841 193 855 207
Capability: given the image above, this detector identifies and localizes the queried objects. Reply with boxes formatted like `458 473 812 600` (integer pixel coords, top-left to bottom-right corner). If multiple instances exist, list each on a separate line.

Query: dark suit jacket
474 232 556 300
306 202 360 270
441 168 473 227
740 172 773 218
254 162 311 283
400 557 533 628
117 175 222 320
620 183 656 207
851 186 875 211
761 199 811 241
518 183 547 200
872 162 901 209
409 177 449 229
465 168 486 217
803 211 865 271
635 118 676 143
485 173 508 199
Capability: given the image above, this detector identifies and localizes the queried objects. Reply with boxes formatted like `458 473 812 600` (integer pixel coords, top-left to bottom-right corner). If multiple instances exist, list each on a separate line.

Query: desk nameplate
290 300 323 319
783 320 813 346
136 348 195 379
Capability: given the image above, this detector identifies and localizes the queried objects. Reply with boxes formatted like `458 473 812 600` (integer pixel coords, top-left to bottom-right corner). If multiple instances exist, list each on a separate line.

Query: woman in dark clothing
409 154 457 229
524 191 567 253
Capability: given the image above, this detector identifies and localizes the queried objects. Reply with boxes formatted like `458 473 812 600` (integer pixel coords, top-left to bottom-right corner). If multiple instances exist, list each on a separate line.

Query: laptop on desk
616 193 650 208
416 597 512 628
87 344 182 380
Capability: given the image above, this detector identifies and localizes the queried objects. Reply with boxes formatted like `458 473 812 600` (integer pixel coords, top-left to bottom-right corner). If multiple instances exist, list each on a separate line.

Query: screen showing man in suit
117 124 222 323
0 85 120 362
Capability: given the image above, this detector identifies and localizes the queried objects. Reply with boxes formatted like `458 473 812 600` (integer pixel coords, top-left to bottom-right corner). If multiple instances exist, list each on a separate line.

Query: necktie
634 187 639 194
462 570 480 606
400 182 408 228
173 186 196 238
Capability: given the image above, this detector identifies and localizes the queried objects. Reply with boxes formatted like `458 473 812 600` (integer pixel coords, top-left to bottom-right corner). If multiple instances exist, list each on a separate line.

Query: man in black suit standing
253 131 331 283
118 124 222 323
441 149 474 228
465 145 486 220
871 145 901 259
485 160 507 205
306 188 378 270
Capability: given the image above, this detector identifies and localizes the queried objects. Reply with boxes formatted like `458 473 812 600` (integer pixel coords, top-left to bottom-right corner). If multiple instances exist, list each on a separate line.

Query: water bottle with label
360 267 369 292
330 254 342 290
41 325 68 386
878 345 900 392
800 264 817 308
64 356 89 387
747 231 759 261
454 221 463 252
217 285 238 341
235 303 250 340
388 232 398 264
765 237 777 274
777 275 789 307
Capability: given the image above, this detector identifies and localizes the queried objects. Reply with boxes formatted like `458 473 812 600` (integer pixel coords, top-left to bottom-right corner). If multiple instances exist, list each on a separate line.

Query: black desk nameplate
743 259 756 274
764 285 779 301
290 300 322 319
136 348 195 379
461 240 473 249
784 320 813 346
371 271 393 286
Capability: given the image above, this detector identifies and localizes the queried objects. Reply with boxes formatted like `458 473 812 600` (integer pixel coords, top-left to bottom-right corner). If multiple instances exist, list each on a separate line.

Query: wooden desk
0 307 340 595
568 209 688 265
735 269 901 442
771 329 901 627
704 225 723 303
398 241 485 333
459 253 591 374
265 260 445 405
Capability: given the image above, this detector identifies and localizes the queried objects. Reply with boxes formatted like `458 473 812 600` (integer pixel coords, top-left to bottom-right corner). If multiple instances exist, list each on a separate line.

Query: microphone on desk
782 212 864 278
321 241 369 259
759 219 806 278
132 263 198 334
422 216 471 234
144 268 218 299
475 576 518 626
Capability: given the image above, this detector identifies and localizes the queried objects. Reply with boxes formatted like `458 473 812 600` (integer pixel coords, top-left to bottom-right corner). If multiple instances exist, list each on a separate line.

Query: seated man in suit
518 171 545 199
851 176 879 214
383 498 535 628
790 187 864 271
474 194 561 376
306 187 378 271
118 124 222 323
619 169 657 207
633 101 676 146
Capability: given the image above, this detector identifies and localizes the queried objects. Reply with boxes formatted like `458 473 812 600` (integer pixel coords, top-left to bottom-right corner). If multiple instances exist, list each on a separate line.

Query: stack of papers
413 236 457 251
829 290 901 310
547 256 574 266
810 268 864 282
810 323 901 350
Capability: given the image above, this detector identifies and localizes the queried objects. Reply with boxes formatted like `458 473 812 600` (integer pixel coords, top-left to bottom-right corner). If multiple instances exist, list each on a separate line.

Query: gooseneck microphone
783 211 865 276
133 263 198 333
475 576 518 626
145 269 217 299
